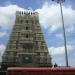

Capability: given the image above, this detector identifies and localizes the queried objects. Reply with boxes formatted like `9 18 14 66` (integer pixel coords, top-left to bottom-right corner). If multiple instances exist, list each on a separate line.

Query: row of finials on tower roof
16 10 38 15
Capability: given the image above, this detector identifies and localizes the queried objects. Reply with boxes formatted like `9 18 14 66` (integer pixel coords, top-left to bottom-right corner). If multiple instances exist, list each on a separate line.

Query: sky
0 0 75 67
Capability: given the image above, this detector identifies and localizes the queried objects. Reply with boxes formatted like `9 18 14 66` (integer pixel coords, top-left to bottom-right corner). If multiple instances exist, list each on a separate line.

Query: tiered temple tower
2 11 52 67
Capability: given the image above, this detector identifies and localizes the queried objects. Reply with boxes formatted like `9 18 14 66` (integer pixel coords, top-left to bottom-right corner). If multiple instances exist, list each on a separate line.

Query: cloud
0 5 25 30
0 32 7 38
48 45 74 55
66 25 74 33
36 2 75 32
55 33 63 39
0 2 75 32
0 44 6 62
